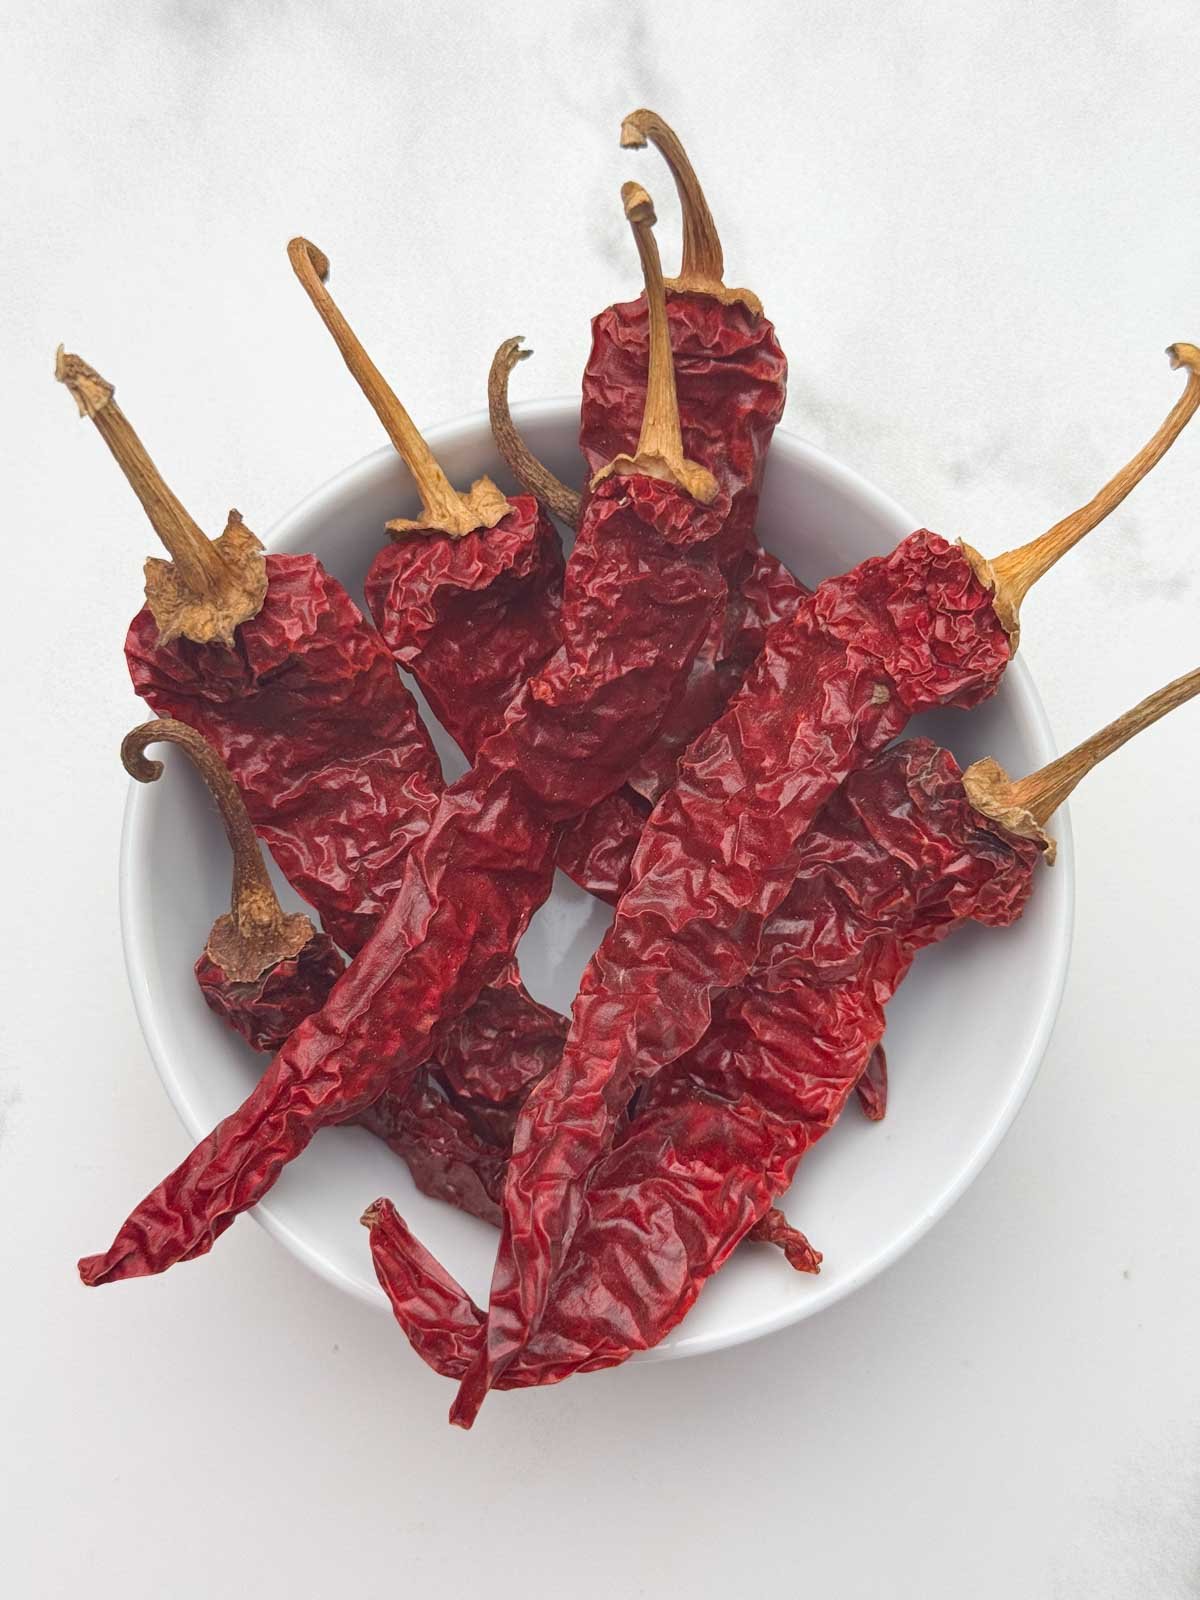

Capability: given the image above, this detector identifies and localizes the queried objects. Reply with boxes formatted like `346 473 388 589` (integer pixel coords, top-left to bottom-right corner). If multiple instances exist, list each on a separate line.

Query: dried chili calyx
55 348 267 646
487 338 581 527
620 108 761 313
288 237 511 539
962 343 1200 646
124 719 316 978
123 718 345 1054
964 665 1200 858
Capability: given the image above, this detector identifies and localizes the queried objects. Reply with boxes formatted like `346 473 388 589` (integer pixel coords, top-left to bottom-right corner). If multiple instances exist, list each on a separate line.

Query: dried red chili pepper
77 182 730 1289
488 112 804 861
580 108 786 585
283 241 567 761
366 666 1200 1391
455 342 1200 1423
56 346 445 957
122 718 345 1054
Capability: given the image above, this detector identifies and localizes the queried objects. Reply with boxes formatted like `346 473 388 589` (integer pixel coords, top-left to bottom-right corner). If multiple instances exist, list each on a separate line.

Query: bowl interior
121 402 1073 1355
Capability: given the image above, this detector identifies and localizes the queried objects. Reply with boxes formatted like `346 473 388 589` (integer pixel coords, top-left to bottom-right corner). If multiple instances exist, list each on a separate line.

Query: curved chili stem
963 666 1200 860
590 185 719 504
124 719 315 981
972 344 1200 645
54 348 267 646
287 237 510 539
487 338 581 528
620 109 761 315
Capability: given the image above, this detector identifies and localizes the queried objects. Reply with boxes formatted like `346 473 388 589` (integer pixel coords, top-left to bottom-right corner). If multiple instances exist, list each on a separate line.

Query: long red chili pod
76 182 728 1292
56 347 445 955
456 342 1200 1423
122 719 345 1053
368 666 1200 1390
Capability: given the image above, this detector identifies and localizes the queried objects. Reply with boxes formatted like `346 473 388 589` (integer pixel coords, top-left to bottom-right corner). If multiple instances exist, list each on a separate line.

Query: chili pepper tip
361 1202 382 1228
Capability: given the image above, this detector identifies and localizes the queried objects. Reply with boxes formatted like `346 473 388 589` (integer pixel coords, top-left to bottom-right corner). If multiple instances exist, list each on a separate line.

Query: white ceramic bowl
121 402 1073 1357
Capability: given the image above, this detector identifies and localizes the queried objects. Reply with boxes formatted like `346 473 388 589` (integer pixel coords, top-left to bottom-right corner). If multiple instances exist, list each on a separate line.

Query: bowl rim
119 399 1075 1355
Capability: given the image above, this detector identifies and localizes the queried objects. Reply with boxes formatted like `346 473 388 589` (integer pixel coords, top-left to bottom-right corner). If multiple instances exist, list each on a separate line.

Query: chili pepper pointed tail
448 1357 489 1429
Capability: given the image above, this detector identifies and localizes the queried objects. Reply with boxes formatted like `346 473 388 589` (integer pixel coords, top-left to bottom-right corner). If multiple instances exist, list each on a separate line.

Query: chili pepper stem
591 185 719 504
487 339 581 528
55 347 267 646
286 238 509 539
963 666 1200 862
965 343 1200 646
124 719 315 981
621 109 761 315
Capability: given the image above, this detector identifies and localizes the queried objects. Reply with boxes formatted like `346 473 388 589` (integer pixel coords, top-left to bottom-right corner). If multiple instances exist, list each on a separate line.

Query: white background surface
3 3 1198 1595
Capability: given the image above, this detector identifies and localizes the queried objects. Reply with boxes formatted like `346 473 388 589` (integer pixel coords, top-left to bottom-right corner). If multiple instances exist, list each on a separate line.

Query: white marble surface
3 3 1198 1595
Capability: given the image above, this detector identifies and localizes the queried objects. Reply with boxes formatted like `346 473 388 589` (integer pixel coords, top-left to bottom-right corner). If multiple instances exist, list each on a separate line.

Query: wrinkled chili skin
126 552 444 956
364 498 564 755
553 549 807 902
358 1071 508 1226
79 474 727 1287
458 530 1011 1420
581 292 787 575
368 742 1040 1389
194 936 345 1055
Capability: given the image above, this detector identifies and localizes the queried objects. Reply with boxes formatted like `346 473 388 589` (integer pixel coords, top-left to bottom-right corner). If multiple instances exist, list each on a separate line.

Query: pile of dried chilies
62 110 1199 1427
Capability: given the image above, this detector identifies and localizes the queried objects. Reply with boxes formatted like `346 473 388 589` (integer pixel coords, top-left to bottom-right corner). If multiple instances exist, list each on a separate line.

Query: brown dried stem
55 348 266 646
963 666 1200 863
287 237 509 539
123 719 315 981
487 339 581 528
591 185 718 504
620 108 761 315
966 344 1200 646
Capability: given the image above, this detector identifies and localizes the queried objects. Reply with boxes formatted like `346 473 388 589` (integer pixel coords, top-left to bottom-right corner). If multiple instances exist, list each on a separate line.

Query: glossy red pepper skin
457 530 1011 1421
79 473 727 1287
194 937 345 1055
126 550 445 956
366 740 1040 1390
